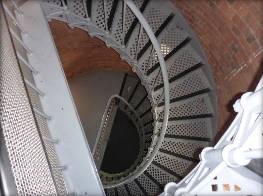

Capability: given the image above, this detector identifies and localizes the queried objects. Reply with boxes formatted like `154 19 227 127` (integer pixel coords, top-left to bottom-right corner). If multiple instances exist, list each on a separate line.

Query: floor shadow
100 109 140 174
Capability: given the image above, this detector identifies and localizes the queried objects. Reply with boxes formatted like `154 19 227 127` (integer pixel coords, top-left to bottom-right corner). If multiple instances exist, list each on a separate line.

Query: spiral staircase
1 0 262 196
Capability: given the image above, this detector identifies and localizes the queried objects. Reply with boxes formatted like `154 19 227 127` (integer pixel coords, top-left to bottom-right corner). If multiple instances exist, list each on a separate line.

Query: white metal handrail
103 0 170 188
93 94 146 171
162 76 263 196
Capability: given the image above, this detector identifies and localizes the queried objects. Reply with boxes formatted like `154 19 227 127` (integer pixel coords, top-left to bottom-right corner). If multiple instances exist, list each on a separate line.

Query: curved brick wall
49 21 133 78
171 0 263 141
49 0 262 141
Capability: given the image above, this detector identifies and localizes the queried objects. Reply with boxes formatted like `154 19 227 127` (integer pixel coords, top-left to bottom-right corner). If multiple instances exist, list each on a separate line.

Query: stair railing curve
93 94 146 171
103 0 170 188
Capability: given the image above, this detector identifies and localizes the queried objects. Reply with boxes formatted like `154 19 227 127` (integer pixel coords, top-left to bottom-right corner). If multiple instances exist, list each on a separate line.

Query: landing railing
93 94 145 173
1 1 105 195
162 77 263 196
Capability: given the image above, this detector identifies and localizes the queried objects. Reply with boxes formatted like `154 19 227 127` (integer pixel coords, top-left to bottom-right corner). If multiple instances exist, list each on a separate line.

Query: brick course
49 0 262 142
49 21 133 78
172 0 263 141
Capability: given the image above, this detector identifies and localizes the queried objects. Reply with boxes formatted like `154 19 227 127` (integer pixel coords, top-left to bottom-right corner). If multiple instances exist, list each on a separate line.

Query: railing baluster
82 0 89 19
150 67 161 92
10 0 23 16
122 1 127 46
3 4 27 35
33 107 52 121
103 0 108 32
145 46 154 74
16 51 38 74
135 23 143 61
52 166 68 171
42 136 60 144
10 28 32 55
24 78 45 97
61 0 66 7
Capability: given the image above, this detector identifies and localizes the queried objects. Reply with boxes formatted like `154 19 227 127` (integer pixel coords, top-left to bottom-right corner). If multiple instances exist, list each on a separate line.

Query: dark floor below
100 109 140 174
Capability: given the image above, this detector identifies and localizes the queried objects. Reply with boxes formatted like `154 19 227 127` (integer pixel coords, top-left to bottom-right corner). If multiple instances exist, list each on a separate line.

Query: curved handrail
103 0 170 188
41 0 170 188
93 94 146 169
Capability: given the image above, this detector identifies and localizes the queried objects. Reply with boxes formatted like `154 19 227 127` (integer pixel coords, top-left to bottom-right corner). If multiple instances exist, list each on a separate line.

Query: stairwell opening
100 109 140 174
44 0 218 194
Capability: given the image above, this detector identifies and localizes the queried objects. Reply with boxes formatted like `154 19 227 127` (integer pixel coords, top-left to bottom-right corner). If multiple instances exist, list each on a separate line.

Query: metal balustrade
94 95 146 183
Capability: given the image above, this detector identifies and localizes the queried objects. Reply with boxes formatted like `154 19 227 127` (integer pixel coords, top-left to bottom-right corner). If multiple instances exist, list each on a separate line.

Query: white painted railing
93 95 145 169
162 76 263 196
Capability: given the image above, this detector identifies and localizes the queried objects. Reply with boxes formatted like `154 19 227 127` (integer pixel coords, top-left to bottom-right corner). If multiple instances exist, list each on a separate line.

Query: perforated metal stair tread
152 68 212 105
160 138 208 161
154 151 197 179
157 93 214 121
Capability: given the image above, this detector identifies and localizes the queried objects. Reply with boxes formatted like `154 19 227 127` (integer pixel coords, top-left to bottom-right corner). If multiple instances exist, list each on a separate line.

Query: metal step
153 68 212 105
160 138 209 161
116 184 129 196
126 180 144 196
125 0 171 62
147 44 203 92
158 118 212 140
109 0 145 46
105 188 116 196
154 151 197 179
137 16 189 79
156 93 214 120
130 84 147 109
146 163 180 186
136 173 161 195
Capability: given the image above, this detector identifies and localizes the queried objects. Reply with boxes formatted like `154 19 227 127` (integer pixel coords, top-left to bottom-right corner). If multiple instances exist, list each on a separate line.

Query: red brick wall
49 20 133 78
49 1 262 141
171 0 263 141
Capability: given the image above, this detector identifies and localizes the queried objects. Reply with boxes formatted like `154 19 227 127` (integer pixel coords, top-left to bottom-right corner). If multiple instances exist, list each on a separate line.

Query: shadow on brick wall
214 59 263 144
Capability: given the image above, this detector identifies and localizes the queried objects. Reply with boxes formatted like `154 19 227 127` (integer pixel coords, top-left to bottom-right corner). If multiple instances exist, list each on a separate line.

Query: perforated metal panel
160 26 189 54
111 0 145 45
92 0 106 31
146 164 179 186
144 123 154 134
105 188 116 196
167 45 202 80
0 6 57 195
130 84 146 108
154 69 211 104
43 142 67 195
105 0 113 23
71 0 86 17
154 152 196 178
116 185 128 196
141 111 153 125
124 0 144 35
136 99 151 117
138 7 169 52
157 94 213 119
158 118 212 139
43 0 62 6
127 180 144 196
5 3 68 192
145 133 152 142
139 23 189 78
161 138 208 160
119 75 139 108
137 173 160 195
